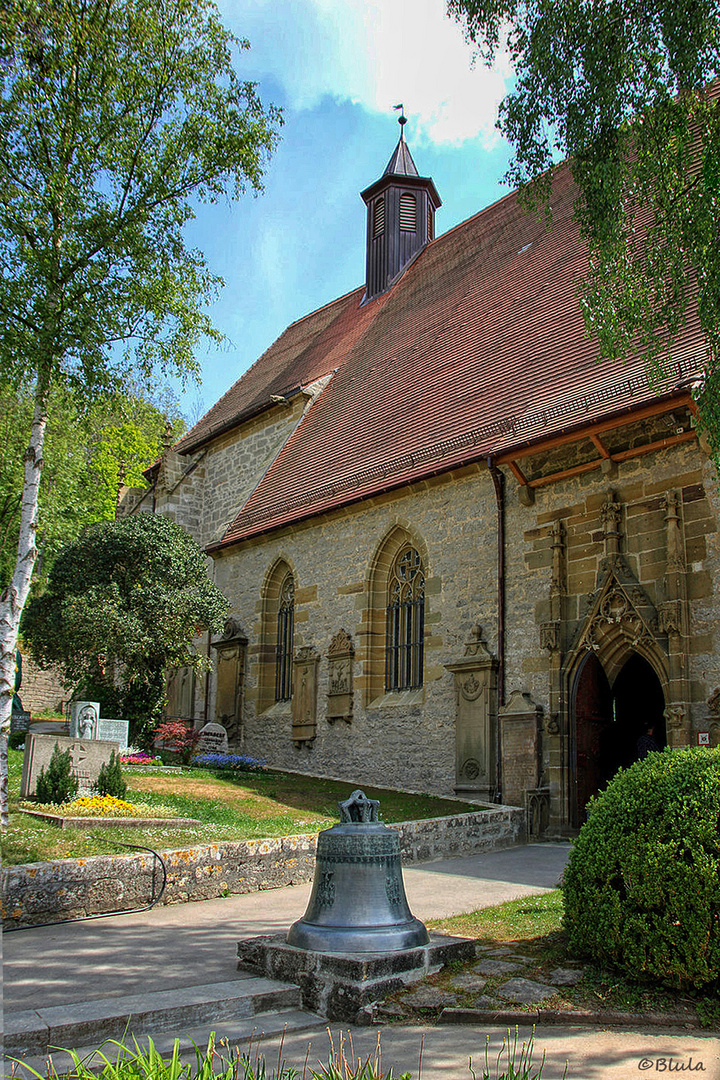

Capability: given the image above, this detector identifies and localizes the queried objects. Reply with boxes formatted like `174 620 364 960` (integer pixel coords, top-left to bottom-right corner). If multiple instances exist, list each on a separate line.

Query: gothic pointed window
275 572 294 701
385 546 424 690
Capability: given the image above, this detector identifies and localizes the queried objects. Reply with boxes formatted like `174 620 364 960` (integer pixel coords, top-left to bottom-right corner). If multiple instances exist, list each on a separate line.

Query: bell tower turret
361 111 442 302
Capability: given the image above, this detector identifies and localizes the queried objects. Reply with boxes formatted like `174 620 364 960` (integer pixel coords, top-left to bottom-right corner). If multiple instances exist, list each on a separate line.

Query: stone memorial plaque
197 722 229 754
10 711 31 735
69 701 100 740
21 734 120 798
292 646 319 745
96 718 130 750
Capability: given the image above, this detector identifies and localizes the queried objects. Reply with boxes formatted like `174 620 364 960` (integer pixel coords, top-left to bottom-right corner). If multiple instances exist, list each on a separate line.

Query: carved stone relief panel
327 629 354 724
445 625 498 801
293 646 320 746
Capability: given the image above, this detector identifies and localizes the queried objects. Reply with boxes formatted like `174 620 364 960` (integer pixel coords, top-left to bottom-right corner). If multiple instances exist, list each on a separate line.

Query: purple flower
191 753 265 772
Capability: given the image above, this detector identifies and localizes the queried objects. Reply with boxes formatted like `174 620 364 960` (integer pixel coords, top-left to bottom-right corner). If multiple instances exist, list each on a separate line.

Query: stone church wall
206 433 720 808
502 439 720 728
212 462 498 796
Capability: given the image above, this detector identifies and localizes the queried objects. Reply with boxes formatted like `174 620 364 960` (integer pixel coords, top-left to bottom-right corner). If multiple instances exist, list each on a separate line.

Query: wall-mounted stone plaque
197 721 229 754
69 701 100 740
292 646 319 746
20 734 119 798
212 618 247 743
326 629 354 724
445 625 498 801
96 719 130 749
166 666 195 720
499 690 543 808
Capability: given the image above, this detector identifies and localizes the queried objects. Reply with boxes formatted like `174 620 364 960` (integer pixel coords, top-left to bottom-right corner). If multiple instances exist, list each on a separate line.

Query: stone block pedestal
237 933 475 1023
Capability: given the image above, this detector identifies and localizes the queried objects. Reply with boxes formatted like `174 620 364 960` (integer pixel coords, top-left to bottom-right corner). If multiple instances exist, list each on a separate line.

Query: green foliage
35 743 79 805
0 0 281 397
22 514 228 741
8 730 26 750
473 1028 560 1080
0 383 185 589
94 751 127 799
448 0 720 449
562 747 720 989
154 720 201 765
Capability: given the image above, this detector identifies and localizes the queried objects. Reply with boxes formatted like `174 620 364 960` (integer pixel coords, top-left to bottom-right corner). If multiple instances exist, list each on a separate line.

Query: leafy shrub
94 750 127 799
192 753 266 772
154 720 201 764
35 743 79 805
563 746 720 989
8 730 26 750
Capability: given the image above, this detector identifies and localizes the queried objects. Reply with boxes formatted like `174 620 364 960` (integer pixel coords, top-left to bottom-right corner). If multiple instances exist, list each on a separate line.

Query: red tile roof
190 161 706 549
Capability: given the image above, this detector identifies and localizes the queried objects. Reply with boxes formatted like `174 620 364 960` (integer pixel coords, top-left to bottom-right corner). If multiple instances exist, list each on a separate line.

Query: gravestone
196 722 229 754
10 711 31 736
69 701 100 740
20 733 119 798
96 718 130 750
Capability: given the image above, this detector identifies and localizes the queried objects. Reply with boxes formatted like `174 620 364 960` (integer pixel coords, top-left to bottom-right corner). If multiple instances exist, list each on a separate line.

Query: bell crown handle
338 789 380 823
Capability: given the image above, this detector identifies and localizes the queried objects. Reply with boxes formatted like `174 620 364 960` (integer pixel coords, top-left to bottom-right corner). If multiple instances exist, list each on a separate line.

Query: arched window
275 571 294 702
385 546 424 690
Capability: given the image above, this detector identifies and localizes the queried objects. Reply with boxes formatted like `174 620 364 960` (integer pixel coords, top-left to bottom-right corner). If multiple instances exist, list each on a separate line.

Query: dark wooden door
573 653 613 825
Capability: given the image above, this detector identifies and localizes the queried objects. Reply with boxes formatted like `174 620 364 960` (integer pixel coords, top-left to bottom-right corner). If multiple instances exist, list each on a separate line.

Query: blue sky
176 0 514 422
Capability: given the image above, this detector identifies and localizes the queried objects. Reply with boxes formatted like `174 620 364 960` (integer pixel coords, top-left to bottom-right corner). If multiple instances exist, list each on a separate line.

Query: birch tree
0 0 280 825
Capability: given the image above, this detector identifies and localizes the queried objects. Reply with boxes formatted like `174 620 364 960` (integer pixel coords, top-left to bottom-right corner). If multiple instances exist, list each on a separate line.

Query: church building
122 118 720 835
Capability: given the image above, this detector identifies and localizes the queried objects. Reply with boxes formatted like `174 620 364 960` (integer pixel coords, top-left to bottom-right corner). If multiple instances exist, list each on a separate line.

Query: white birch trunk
0 388 48 827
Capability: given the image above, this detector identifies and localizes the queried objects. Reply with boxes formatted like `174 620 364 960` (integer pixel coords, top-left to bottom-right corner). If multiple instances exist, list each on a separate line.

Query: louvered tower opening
399 193 416 231
373 197 385 237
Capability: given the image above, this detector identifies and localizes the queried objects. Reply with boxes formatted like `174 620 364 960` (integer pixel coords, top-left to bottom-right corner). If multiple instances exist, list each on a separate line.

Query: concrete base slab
6 976 302 1057
237 933 475 1023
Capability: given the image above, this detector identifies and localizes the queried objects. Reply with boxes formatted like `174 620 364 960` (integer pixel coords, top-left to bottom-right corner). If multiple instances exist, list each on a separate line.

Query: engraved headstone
96 718 130 750
196 722 229 754
10 711 31 735
69 701 100 740
20 733 119 798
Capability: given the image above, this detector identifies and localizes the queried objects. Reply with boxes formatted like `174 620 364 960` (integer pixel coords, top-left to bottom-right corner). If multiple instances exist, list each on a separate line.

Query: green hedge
563 746 720 989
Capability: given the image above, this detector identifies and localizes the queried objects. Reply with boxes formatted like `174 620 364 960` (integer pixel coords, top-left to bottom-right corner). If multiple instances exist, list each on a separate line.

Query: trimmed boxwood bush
563 746 720 990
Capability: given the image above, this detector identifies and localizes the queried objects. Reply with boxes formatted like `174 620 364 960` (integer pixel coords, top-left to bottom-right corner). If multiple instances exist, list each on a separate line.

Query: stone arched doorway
571 650 666 825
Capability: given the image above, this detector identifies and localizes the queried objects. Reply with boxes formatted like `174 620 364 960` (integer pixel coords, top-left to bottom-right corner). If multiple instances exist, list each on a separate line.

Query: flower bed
18 793 192 829
120 751 163 766
191 752 265 771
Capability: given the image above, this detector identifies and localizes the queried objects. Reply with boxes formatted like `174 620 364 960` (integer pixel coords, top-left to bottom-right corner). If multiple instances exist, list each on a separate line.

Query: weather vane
393 103 407 128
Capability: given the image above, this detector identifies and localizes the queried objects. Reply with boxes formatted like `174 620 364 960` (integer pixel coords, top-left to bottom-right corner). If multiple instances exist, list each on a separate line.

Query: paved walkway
6 841 720 1079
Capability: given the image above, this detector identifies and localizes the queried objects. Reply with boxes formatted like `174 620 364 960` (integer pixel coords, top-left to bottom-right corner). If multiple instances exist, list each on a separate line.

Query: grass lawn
1 749 482 866
382 891 720 1030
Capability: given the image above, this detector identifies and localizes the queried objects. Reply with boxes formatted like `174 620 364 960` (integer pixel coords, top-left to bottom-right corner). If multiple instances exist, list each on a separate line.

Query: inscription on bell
317 870 336 909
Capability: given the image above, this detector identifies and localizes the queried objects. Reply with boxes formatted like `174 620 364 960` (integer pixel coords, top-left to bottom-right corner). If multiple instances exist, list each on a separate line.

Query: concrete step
5 975 305 1058
6 1008 322 1079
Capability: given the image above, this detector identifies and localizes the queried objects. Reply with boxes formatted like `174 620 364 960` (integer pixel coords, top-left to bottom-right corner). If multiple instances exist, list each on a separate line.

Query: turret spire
360 112 442 302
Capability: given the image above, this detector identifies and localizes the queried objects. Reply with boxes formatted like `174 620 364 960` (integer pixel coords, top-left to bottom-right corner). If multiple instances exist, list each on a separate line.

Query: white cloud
221 0 511 147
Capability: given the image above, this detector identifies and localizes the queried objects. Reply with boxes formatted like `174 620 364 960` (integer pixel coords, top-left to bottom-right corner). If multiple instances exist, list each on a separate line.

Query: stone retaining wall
1 805 525 929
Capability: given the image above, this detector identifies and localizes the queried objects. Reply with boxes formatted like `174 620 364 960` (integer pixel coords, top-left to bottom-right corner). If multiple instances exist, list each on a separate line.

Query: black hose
3 836 167 932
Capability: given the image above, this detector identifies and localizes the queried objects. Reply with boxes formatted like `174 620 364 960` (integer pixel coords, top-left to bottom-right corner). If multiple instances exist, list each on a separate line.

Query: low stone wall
1 805 525 929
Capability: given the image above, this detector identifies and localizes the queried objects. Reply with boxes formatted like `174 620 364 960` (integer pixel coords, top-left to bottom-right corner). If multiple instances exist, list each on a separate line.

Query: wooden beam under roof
497 393 697 490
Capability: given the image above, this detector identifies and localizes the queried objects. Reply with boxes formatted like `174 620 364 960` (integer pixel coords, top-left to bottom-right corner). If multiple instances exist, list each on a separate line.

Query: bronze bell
287 789 429 953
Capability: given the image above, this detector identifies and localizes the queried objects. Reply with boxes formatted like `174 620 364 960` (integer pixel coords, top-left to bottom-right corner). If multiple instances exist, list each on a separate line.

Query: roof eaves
207 384 696 554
